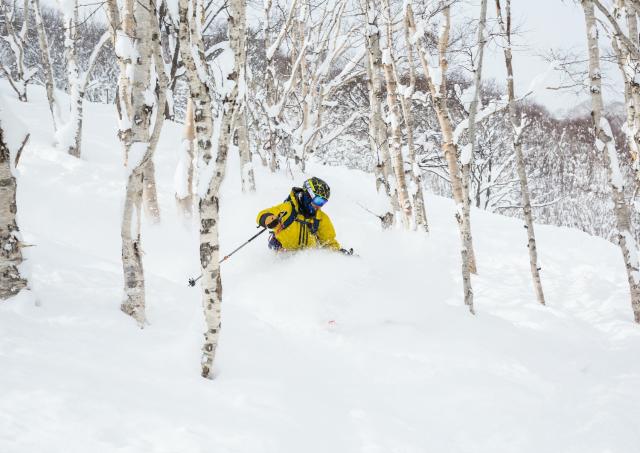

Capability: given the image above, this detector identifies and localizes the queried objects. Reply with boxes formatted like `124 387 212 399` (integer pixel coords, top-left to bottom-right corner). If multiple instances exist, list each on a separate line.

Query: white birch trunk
178 0 214 169
177 0 215 326
607 0 640 182
141 34 169 224
582 0 640 323
0 117 28 299
459 0 488 274
407 2 474 312
400 5 429 232
116 0 161 325
106 0 132 124
196 0 244 378
362 0 399 226
496 0 545 305
381 0 413 229
61 3 82 158
56 3 109 159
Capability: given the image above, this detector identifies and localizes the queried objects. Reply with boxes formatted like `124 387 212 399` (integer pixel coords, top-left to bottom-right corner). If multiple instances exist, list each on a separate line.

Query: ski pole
188 226 268 287
355 201 384 220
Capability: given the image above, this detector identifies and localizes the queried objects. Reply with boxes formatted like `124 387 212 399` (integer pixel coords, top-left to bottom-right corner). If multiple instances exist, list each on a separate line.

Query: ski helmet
303 177 331 203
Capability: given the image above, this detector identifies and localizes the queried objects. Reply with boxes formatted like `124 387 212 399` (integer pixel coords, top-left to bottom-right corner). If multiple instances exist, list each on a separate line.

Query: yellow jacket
257 189 341 251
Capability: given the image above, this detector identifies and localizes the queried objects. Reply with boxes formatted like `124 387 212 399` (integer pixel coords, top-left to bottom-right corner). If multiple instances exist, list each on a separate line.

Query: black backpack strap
311 218 320 234
280 199 297 230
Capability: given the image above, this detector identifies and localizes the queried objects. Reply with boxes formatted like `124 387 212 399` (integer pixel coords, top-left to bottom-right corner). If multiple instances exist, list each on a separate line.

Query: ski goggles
310 194 328 207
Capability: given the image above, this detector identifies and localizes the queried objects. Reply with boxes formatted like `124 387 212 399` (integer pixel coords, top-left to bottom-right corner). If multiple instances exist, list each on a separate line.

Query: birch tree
0 0 36 102
0 102 29 299
401 2 429 232
198 0 244 378
112 0 166 325
406 0 475 312
496 0 545 306
581 0 640 323
55 0 110 158
381 0 413 229
362 0 399 227
591 0 640 183
178 0 244 377
457 0 488 272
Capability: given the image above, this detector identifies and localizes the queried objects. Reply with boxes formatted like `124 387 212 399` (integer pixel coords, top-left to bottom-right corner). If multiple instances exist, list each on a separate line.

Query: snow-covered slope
2 85 640 453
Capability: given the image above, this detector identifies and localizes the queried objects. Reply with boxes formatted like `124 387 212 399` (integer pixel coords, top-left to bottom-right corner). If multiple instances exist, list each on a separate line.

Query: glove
263 214 281 229
339 248 354 255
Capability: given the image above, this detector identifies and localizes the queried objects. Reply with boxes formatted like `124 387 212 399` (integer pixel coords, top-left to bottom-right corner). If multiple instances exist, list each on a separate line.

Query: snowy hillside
2 86 640 453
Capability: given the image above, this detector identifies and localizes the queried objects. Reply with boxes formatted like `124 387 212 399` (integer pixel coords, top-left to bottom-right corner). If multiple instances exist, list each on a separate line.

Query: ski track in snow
1 83 640 453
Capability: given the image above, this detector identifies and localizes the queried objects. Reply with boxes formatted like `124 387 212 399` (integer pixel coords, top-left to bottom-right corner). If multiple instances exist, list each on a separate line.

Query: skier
256 177 353 254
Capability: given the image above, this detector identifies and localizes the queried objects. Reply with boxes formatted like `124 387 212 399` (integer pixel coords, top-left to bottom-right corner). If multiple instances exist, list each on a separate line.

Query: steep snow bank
1 84 639 453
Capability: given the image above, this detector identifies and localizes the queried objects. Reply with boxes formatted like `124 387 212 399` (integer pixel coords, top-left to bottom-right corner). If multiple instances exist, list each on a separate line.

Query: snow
3 82 640 453
164 0 179 22
114 31 139 63
0 94 29 172
208 41 234 96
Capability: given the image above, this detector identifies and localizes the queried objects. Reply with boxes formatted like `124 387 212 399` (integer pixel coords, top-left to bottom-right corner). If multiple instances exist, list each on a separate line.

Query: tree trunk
106 0 133 127
582 0 640 323
142 160 161 222
62 4 82 158
496 0 545 305
362 0 399 226
116 0 160 325
178 0 214 173
381 0 413 229
459 0 488 274
400 5 429 232
196 0 244 378
0 121 28 299
407 1 474 313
